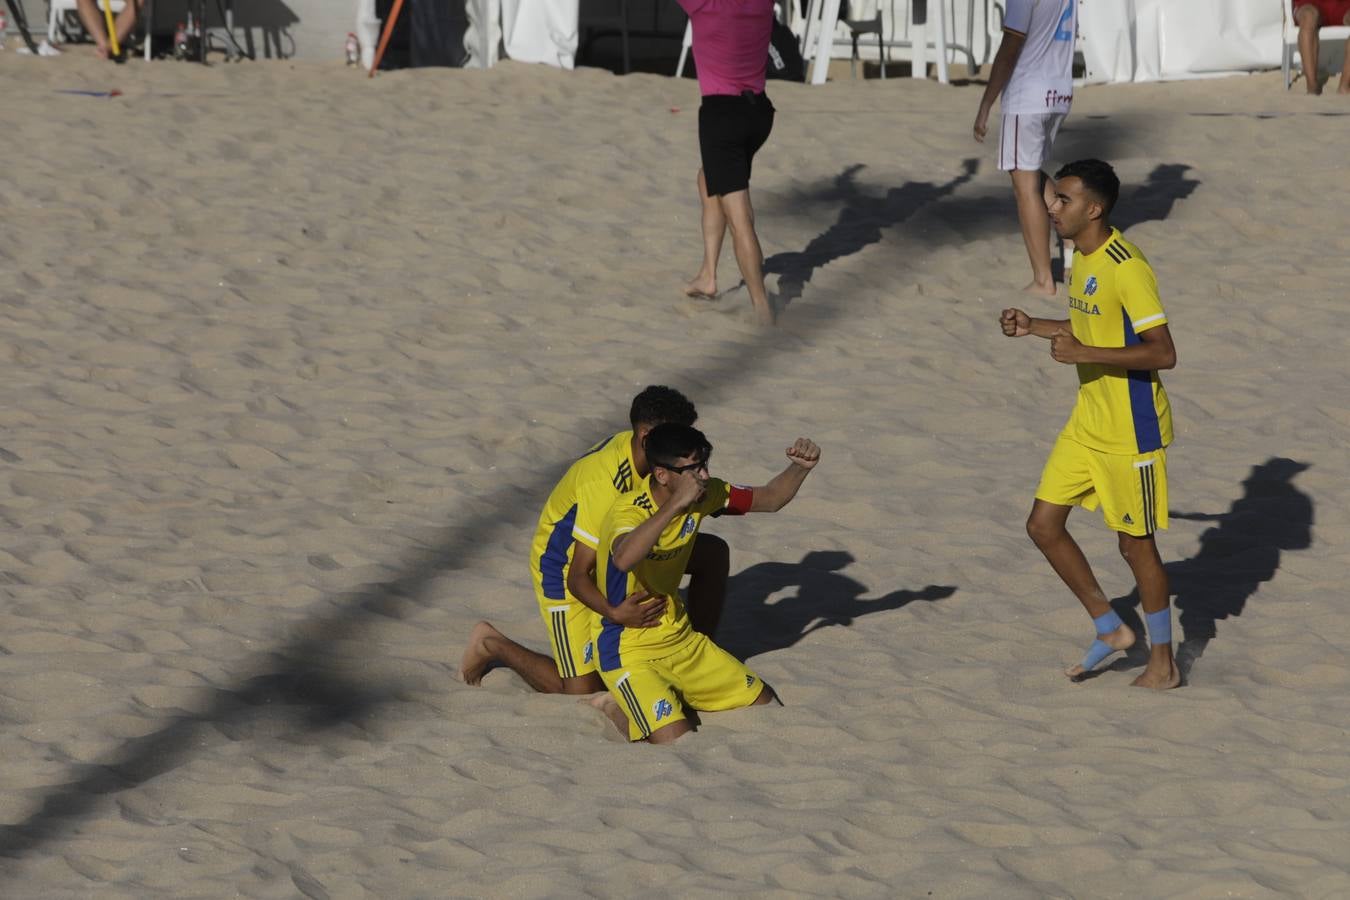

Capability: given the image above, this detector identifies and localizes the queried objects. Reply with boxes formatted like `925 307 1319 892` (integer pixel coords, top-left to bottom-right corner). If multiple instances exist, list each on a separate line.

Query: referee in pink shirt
678 0 777 326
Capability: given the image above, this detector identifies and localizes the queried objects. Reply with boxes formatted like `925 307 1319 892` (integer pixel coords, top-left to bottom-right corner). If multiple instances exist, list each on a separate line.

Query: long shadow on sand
715 550 955 660
0 150 986 861
1101 458 1313 683
763 158 980 312
762 158 1200 307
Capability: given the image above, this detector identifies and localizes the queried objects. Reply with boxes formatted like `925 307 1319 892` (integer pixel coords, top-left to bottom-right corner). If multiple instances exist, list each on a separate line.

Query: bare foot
1131 659 1181 690
684 275 717 300
458 620 502 685
1305 74 1323 95
752 299 775 327
1065 622 1136 679
1339 82 1350 95
583 692 629 739
1022 280 1057 297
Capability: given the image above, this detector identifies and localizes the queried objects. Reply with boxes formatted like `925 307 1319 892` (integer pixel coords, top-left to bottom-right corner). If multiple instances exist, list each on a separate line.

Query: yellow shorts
1036 434 1168 536
534 576 598 679
599 633 764 742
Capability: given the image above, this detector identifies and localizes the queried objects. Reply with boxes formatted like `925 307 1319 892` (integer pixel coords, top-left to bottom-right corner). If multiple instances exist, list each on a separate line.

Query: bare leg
719 188 774 325
459 621 606 694
74 0 112 56
584 692 630 737
685 168 726 299
1296 5 1323 95
1341 13 1350 94
1013 169 1055 295
115 0 142 45
685 532 729 636
1026 500 1135 677
1119 533 1180 690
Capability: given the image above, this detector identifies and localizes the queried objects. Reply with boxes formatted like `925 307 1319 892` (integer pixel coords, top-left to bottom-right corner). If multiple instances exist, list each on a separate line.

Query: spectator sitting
1294 0 1350 94
74 0 144 59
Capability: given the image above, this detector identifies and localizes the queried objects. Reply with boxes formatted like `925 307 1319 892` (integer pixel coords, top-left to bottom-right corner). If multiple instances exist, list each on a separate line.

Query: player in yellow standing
589 423 821 743
999 158 1180 690
459 387 731 695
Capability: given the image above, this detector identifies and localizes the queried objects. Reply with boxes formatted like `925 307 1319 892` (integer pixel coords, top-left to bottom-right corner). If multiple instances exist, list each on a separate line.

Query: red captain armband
725 484 753 515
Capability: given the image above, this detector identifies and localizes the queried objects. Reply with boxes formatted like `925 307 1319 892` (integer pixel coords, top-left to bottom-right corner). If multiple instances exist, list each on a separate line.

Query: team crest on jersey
1084 275 1098 296
653 698 674 721
583 641 594 664
679 514 697 539
745 674 755 688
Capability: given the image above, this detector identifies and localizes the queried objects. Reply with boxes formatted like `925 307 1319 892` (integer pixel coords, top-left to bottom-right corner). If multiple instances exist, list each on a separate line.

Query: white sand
1 53 1348 897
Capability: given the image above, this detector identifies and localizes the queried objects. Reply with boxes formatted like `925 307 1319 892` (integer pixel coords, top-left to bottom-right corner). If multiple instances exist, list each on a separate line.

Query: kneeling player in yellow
459 387 732 698
591 423 822 743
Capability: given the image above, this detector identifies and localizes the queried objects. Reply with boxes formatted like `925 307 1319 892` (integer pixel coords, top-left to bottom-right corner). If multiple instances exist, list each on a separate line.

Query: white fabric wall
1079 0 1284 83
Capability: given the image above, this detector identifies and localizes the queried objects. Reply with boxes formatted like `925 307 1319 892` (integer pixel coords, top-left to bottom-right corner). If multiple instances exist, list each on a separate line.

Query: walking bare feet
684 276 718 300
1131 659 1181 690
1064 622 1135 679
752 298 775 326
1023 279 1057 297
458 620 502 685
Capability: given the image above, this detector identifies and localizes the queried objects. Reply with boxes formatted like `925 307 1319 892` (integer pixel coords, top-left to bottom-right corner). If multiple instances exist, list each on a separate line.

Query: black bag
766 18 805 81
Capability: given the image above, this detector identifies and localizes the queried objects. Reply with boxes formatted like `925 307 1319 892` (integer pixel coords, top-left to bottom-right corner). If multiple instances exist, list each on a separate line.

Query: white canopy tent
355 0 1288 84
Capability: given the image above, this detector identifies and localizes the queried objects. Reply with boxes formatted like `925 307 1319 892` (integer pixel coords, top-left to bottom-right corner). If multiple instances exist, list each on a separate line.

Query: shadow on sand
760 157 1199 307
715 550 955 661
1099 458 1313 683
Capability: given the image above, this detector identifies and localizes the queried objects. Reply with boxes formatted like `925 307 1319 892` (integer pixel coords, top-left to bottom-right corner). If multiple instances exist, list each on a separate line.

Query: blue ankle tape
1080 639 1116 671
1080 610 1125 671
1146 608 1172 646
1092 610 1123 634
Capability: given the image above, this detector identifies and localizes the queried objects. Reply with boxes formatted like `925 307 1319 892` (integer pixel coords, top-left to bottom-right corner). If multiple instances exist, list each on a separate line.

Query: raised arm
748 438 821 513
610 475 704 573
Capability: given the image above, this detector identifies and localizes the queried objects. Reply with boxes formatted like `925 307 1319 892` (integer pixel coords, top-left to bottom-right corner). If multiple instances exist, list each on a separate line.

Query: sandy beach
1 52 1348 897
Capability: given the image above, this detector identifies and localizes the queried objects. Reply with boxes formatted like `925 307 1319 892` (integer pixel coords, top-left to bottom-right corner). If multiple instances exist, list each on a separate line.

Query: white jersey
1001 0 1075 115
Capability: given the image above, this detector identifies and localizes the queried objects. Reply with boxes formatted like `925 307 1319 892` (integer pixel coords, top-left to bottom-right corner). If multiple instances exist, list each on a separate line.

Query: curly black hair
629 386 697 430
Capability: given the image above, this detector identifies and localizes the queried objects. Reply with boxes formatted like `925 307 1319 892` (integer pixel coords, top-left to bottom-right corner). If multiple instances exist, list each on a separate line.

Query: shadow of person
1107 458 1313 682
1113 163 1201 233
714 549 956 660
762 158 980 312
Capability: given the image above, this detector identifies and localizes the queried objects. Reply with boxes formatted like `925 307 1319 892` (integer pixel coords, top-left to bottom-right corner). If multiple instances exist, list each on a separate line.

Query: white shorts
998 112 1067 172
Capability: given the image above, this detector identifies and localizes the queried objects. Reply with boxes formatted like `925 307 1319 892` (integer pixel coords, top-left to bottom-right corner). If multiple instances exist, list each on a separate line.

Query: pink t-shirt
678 0 775 97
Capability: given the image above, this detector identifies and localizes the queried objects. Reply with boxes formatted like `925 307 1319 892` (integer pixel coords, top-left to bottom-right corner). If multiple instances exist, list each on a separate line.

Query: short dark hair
1054 158 1120 216
643 423 712 470
629 386 697 430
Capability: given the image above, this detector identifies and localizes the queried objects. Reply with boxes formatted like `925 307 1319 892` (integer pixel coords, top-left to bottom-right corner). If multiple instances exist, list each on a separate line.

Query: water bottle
345 33 360 66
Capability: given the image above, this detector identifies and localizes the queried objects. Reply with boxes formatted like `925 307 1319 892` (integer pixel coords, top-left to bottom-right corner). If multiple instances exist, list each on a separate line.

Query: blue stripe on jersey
538 504 578 599
598 552 631 671
1122 313 1163 452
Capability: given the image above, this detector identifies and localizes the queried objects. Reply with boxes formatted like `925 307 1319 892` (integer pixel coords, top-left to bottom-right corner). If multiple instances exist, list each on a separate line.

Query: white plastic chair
1282 0 1350 89
804 0 950 85
48 0 125 45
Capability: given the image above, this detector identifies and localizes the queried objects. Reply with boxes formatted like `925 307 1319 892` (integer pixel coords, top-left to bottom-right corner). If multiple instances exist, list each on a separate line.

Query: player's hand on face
1000 308 1032 337
786 438 821 470
669 468 706 509
611 588 665 628
1050 328 1084 363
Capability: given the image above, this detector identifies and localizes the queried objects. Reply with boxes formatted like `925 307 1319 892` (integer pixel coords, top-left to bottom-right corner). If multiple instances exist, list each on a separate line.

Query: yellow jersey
593 477 752 670
529 431 639 603
1062 228 1173 455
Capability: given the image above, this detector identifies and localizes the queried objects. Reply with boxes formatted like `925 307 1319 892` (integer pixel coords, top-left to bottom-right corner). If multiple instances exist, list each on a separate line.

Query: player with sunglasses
587 423 821 743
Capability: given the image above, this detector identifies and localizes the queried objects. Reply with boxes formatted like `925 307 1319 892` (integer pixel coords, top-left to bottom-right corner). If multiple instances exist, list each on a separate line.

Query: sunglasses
654 455 710 475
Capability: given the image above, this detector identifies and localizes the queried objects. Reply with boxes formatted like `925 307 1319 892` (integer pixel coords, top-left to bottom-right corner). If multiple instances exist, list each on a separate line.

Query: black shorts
698 92 775 197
